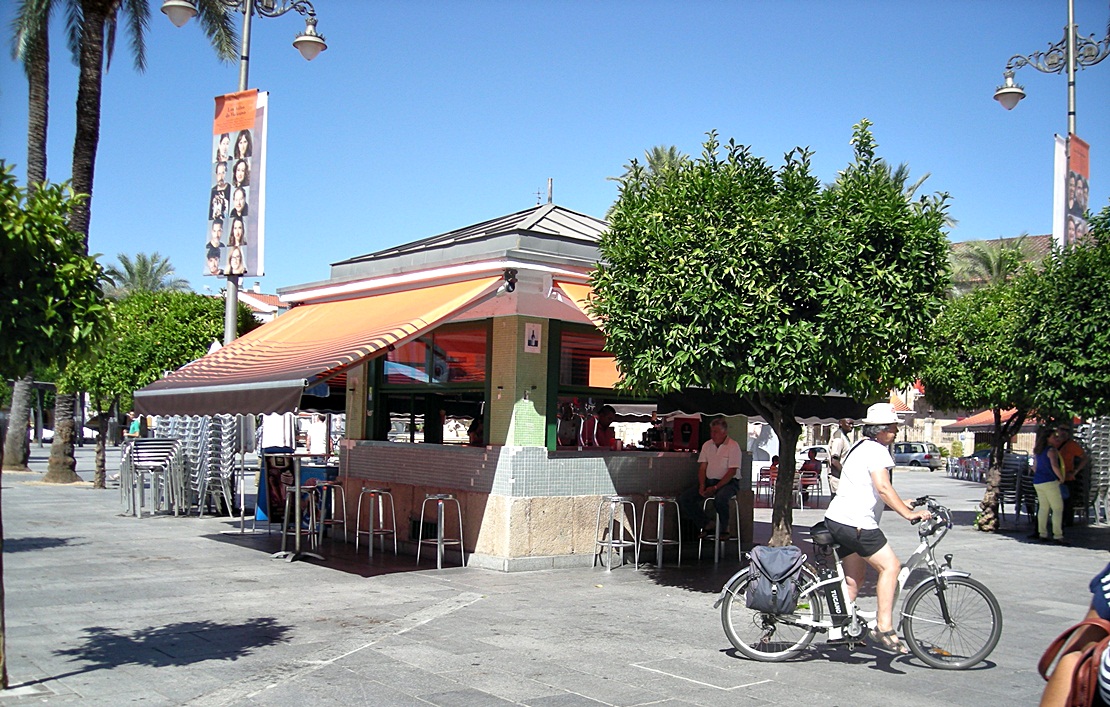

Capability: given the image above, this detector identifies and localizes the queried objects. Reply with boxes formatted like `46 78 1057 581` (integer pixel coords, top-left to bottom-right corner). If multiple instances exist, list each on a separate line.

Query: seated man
678 418 742 540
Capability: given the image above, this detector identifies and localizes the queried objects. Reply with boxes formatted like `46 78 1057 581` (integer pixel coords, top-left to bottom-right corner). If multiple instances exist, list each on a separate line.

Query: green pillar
489 316 549 446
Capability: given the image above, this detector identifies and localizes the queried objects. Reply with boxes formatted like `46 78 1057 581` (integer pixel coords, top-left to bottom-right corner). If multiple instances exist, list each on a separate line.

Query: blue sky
1 0 1108 294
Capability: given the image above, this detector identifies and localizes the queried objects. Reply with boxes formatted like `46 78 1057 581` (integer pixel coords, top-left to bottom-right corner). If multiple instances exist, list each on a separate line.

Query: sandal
869 628 910 655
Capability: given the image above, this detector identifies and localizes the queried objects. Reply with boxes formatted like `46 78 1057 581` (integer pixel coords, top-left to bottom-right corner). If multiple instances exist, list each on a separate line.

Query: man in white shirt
826 417 853 498
678 418 742 540
823 403 930 654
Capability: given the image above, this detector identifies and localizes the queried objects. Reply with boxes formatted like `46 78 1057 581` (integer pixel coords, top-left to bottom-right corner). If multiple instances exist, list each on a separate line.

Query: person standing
823 403 931 654
827 417 854 499
593 405 617 449
307 414 329 458
678 418 742 541
1054 424 1089 527
1030 427 1068 544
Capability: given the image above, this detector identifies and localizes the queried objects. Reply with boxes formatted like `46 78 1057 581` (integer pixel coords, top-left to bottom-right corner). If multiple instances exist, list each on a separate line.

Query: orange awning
134 277 499 416
555 280 600 325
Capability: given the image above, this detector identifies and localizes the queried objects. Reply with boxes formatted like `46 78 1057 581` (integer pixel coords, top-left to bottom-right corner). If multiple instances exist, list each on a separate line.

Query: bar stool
698 494 741 564
416 493 464 569
355 487 397 558
281 483 320 553
638 495 682 568
594 495 639 570
315 480 349 545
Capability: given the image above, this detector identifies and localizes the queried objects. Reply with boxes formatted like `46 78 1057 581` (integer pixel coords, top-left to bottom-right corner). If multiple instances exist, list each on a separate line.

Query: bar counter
337 440 705 571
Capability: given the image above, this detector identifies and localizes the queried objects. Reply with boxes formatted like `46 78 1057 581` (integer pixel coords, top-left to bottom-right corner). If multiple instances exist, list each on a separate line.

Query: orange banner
213 89 259 134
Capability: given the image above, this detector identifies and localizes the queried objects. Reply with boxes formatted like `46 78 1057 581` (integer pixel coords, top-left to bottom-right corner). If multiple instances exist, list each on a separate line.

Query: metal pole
1066 0 1077 136
224 0 255 345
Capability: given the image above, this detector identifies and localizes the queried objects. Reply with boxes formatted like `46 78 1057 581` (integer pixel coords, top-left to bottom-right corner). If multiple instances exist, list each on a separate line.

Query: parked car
892 441 944 470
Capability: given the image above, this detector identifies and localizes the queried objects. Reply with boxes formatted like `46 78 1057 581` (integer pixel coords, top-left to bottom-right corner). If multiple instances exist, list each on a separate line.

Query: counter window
559 330 618 388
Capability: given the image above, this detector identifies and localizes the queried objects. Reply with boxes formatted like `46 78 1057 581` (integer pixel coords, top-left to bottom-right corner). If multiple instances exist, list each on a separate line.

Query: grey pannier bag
745 545 807 614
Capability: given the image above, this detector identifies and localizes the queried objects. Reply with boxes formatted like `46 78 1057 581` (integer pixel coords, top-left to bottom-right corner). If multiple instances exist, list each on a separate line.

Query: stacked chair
1078 419 1110 525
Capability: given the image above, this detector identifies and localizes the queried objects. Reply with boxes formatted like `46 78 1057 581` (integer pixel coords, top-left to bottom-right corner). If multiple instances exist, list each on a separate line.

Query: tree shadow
37 618 291 684
3 536 76 553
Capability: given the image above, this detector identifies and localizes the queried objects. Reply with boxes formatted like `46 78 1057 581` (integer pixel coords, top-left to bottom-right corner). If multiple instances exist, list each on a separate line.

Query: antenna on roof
547 178 553 204
534 187 543 205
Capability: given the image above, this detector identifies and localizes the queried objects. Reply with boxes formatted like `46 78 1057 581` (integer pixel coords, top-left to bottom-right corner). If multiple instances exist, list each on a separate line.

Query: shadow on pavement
42 617 292 683
3 536 77 553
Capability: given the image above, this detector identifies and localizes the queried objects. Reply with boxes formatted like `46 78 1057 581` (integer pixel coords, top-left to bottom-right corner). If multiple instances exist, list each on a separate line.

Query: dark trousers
679 480 739 530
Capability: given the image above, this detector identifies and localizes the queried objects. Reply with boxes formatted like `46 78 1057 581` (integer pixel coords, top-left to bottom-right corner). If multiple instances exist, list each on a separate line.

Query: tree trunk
24 11 48 190
975 463 1002 532
754 393 803 547
93 412 108 489
69 3 108 240
2 378 33 472
43 394 80 484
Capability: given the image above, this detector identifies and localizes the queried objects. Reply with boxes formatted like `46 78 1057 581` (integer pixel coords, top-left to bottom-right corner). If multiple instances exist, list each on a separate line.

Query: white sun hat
860 402 901 426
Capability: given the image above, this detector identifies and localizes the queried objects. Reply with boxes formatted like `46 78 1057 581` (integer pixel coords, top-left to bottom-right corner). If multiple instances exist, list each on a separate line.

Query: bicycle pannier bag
746 545 806 614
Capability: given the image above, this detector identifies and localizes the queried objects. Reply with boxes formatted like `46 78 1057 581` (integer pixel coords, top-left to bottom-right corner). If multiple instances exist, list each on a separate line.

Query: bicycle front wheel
720 566 822 662
901 575 1002 669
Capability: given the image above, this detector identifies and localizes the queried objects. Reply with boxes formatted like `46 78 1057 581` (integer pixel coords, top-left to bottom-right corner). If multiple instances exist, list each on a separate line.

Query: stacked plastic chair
1078 419 1110 525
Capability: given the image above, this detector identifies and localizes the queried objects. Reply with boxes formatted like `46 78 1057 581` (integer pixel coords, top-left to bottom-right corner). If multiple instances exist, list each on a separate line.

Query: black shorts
824 518 888 559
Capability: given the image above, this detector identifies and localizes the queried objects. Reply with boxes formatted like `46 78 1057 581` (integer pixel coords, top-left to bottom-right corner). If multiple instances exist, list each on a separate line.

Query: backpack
745 545 807 614
1038 617 1110 707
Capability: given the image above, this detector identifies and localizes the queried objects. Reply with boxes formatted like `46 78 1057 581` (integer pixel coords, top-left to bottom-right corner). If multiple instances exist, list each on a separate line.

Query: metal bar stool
697 494 741 564
281 483 320 553
638 495 682 568
355 487 397 558
315 480 349 545
594 495 639 570
416 493 464 569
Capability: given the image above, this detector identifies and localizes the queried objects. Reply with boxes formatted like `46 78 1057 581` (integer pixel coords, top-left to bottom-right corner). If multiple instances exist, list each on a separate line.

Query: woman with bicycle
823 403 931 655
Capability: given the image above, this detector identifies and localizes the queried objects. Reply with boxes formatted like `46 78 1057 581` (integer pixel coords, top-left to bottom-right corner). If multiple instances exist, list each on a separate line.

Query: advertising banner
204 89 268 277
1067 133 1090 245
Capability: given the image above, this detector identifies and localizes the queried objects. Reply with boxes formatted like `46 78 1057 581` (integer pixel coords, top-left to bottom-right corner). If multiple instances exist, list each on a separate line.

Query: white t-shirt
698 437 742 481
307 419 328 455
824 439 894 530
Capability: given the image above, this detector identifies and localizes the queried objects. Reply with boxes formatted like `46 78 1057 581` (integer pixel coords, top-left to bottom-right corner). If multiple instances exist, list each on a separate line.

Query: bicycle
715 496 1003 669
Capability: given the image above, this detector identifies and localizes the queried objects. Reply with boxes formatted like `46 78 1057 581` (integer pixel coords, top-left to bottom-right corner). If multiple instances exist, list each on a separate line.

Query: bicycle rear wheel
720 566 822 662
901 575 1002 669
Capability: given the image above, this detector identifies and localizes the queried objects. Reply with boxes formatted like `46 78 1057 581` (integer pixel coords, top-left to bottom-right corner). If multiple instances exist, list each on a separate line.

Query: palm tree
104 252 191 297
11 1 236 487
950 235 1035 295
609 144 689 183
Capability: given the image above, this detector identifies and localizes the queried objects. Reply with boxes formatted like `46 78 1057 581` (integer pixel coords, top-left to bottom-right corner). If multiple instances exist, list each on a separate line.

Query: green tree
920 280 1036 530
922 201 1110 531
592 121 951 544
1020 201 1110 420
0 165 108 689
4 0 56 472
63 290 257 488
103 252 191 298
9 0 236 482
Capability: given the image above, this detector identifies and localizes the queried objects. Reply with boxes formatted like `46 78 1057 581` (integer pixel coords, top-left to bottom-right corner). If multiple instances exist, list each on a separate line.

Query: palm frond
195 0 239 63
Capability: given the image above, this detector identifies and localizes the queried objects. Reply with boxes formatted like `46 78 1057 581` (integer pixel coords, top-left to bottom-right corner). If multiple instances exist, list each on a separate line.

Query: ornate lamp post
993 0 1109 135
162 0 327 344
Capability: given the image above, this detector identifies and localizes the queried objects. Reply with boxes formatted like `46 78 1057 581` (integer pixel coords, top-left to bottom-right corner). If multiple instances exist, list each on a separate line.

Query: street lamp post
162 0 327 345
993 0 1109 136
